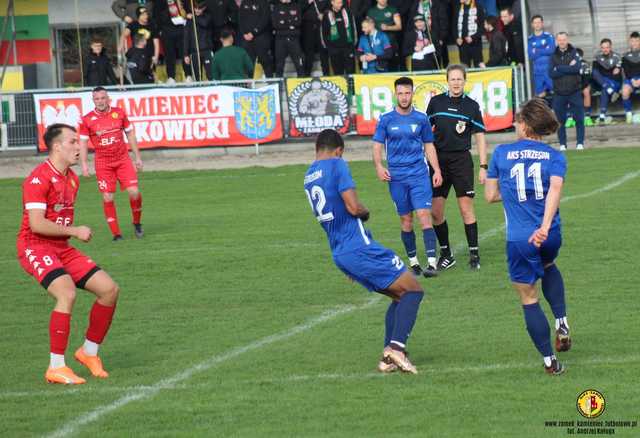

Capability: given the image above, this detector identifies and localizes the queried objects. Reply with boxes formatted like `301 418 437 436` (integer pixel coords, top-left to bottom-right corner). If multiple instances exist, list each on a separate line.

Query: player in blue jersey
372 76 442 278
305 129 426 374
485 98 571 375
528 15 555 97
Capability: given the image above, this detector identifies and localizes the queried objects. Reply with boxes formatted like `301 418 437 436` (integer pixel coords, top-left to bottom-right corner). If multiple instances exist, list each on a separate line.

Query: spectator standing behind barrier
357 17 393 73
211 28 254 80
112 0 155 24
454 0 484 68
154 0 188 84
120 7 160 73
481 16 507 68
549 32 585 151
409 0 449 69
528 15 555 97
321 0 357 75
183 1 214 81
238 0 274 78
301 0 330 76
622 32 640 124
204 0 236 51
367 0 402 71
84 38 118 87
500 7 524 64
591 39 623 125
403 15 438 71
272 0 305 77
127 34 156 83
350 0 372 35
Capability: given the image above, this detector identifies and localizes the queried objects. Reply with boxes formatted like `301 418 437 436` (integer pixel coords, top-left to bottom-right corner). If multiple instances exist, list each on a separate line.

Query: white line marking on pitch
4 354 639 400
44 296 381 438
40 169 640 437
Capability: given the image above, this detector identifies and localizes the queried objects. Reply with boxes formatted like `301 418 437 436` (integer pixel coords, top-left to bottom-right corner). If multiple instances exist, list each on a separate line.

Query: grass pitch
0 147 639 437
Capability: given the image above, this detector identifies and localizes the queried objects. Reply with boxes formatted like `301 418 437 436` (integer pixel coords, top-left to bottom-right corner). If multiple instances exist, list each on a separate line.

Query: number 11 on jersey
510 162 543 202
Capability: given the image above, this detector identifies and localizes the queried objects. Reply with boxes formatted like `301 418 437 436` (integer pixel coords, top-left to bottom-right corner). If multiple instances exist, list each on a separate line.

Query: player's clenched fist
73 226 93 242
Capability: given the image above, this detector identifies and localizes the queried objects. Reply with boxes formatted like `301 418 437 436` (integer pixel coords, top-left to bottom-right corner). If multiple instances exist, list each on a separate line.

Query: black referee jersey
426 93 486 152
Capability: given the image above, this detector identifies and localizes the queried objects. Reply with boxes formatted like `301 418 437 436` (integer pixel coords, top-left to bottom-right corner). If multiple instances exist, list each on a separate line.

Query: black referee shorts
431 151 475 199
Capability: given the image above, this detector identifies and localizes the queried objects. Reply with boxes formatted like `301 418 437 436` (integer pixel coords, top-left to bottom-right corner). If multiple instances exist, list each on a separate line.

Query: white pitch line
41 169 640 438
5 354 639 400
44 296 380 438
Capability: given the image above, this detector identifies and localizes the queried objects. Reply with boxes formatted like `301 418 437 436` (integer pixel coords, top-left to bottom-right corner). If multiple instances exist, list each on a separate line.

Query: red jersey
17 160 79 247
78 106 133 165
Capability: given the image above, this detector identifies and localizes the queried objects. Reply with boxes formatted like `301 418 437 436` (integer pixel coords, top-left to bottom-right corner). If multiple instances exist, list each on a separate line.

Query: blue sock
541 264 566 320
401 230 417 258
522 302 553 357
623 98 632 113
422 227 437 260
390 291 424 349
384 301 398 347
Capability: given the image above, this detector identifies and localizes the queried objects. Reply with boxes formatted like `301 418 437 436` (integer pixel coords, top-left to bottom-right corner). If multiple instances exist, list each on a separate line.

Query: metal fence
0 65 527 153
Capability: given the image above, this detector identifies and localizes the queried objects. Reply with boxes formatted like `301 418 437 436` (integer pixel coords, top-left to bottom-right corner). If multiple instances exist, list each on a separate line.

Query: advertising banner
33 84 283 152
354 68 513 134
286 76 350 137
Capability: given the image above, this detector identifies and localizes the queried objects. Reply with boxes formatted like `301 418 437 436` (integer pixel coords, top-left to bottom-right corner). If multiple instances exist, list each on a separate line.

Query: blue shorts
388 175 432 216
623 75 640 88
598 77 622 94
333 242 407 292
534 73 554 95
506 230 562 285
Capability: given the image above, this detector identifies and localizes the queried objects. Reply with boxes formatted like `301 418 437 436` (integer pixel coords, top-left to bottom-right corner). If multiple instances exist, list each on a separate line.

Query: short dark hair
315 129 344 152
556 31 569 38
394 76 413 90
43 123 76 151
220 27 235 40
446 63 467 80
485 16 499 29
90 36 103 45
92 86 107 93
516 98 559 137
630 32 640 39
600 38 612 45
530 14 543 23
500 7 513 15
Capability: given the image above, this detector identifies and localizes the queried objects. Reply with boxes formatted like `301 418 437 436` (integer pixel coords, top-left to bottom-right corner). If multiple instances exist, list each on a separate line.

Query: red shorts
96 158 138 193
17 243 99 290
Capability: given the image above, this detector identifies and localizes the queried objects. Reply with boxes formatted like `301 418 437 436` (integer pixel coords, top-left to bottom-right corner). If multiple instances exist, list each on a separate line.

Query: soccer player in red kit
79 86 144 241
17 124 120 384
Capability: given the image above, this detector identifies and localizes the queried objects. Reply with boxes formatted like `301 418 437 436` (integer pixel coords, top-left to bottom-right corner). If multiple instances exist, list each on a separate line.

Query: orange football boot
74 347 109 378
45 366 86 384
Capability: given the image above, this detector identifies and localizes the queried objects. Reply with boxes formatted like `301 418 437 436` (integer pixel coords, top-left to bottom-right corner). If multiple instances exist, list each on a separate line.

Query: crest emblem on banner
233 90 276 139
288 78 349 136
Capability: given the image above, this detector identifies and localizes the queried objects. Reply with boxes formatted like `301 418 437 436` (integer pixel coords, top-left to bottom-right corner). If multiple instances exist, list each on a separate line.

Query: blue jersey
304 158 371 255
487 139 567 241
528 32 555 75
372 109 434 179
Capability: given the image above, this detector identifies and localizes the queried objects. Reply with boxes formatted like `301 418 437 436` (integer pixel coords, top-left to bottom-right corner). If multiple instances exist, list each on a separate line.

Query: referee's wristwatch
480 164 488 170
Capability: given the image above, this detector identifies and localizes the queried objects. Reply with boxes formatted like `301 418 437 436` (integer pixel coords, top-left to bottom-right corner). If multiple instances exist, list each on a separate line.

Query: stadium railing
0 65 526 153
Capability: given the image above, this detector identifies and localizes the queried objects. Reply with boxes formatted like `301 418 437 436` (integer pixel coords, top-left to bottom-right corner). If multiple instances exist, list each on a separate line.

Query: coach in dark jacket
549 32 585 150
238 0 274 77
84 40 118 87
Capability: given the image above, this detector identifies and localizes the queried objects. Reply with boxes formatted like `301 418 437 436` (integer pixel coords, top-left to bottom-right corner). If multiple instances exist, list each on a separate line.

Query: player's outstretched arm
28 210 92 242
126 129 143 170
79 138 90 177
529 175 563 247
484 178 501 203
372 141 390 182
424 142 442 187
341 189 370 222
475 132 488 184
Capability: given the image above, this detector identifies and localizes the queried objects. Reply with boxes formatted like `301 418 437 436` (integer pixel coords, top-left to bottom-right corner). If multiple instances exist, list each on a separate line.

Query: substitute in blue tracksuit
549 32 585 150
528 15 555 96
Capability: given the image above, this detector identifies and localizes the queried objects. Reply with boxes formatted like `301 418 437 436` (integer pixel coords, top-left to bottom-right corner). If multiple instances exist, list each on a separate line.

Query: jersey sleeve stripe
25 202 47 210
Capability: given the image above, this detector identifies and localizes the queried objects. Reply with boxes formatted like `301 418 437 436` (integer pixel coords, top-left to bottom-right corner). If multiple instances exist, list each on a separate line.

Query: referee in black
426 64 488 271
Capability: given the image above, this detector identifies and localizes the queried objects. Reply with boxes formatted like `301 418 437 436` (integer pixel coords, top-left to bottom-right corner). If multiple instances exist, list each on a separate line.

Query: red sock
130 194 142 224
49 311 71 355
86 301 117 344
103 200 121 236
